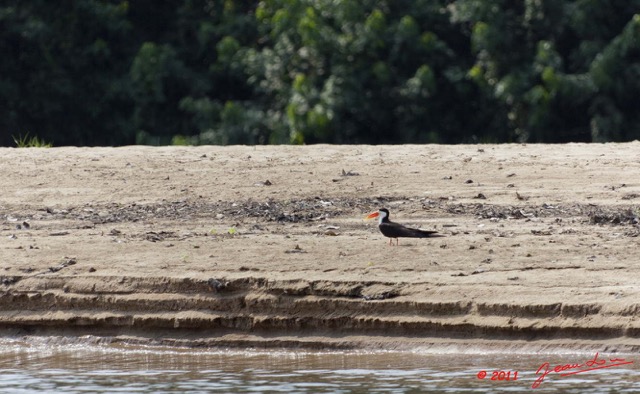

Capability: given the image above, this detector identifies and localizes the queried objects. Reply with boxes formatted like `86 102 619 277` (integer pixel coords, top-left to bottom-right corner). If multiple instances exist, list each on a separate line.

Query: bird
366 208 438 246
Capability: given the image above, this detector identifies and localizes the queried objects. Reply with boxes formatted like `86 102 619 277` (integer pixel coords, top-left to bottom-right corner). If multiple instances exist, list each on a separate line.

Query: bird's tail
416 229 439 237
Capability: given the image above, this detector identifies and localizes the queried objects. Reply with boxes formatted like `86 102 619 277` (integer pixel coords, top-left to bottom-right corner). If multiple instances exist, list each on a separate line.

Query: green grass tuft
13 133 52 148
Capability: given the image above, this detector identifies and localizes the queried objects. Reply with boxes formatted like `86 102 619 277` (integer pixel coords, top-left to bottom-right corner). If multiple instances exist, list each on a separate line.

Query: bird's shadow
391 234 447 247
391 243 425 247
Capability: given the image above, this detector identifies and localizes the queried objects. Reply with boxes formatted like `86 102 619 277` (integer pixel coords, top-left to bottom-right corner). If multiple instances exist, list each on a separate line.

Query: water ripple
0 337 638 393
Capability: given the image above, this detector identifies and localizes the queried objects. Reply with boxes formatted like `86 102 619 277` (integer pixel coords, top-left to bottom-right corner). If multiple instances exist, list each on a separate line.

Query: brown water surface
0 337 638 393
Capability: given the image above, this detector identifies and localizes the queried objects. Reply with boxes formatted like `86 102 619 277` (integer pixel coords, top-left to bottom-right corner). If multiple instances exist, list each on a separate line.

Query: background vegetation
1 1 639 146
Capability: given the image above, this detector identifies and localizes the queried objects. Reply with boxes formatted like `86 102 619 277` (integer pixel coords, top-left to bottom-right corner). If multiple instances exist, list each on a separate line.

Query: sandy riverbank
1 143 639 351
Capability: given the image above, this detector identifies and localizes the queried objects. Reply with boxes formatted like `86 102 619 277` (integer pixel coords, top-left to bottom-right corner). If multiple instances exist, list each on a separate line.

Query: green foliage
1 1 640 145
454 0 640 142
170 135 190 146
0 1 134 146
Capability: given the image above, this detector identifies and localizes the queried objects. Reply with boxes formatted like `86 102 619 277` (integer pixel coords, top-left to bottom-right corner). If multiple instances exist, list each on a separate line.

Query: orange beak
365 211 379 220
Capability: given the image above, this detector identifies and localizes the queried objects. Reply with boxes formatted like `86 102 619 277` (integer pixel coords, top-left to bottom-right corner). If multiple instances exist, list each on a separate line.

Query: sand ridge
0 143 639 350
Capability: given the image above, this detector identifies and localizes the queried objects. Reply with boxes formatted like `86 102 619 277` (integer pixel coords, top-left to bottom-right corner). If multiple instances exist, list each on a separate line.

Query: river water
0 337 638 393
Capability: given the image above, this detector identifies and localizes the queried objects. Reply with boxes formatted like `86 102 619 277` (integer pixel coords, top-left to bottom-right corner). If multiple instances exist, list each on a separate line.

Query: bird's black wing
379 222 438 238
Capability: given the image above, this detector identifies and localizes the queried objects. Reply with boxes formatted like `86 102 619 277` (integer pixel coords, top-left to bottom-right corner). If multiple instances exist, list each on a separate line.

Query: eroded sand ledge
1 143 639 351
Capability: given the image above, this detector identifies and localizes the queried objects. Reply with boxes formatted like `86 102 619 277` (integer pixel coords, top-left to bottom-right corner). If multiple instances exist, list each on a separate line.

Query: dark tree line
1 0 639 146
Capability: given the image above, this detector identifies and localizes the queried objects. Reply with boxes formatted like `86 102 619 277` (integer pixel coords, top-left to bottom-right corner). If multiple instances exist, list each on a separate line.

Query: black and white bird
366 208 438 246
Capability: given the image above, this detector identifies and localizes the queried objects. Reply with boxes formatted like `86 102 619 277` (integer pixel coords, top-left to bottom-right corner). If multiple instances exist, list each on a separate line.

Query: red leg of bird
395 238 399 246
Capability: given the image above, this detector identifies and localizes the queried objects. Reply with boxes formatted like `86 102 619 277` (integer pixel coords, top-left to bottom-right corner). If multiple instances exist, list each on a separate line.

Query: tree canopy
1 0 639 146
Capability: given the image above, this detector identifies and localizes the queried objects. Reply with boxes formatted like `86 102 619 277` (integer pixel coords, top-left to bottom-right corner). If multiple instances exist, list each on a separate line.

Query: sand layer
1 143 639 351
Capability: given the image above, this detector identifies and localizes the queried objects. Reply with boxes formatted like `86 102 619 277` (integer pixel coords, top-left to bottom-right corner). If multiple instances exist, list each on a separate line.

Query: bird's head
365 208 389 224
